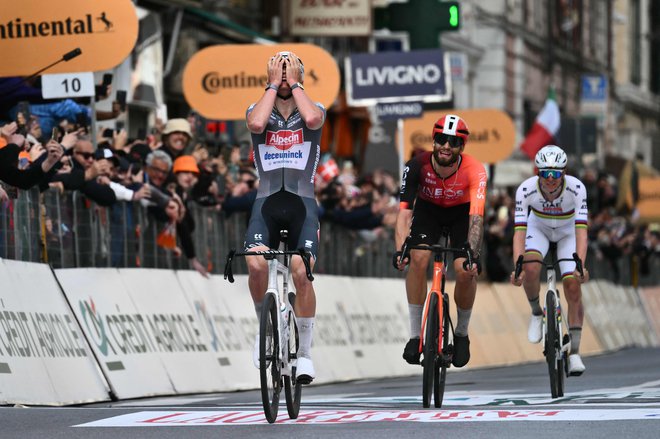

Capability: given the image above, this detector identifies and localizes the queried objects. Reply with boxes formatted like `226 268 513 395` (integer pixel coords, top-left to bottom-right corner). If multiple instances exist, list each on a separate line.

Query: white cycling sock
408 304 423 338
254 301 263 319
569 327 582 354
455 307 472 336
529 296 543 315
297 317 315 359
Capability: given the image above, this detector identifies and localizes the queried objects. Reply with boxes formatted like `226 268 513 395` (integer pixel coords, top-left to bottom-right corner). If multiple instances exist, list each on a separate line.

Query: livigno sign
183 43 341 120
345 49 451 106
0 0 138 76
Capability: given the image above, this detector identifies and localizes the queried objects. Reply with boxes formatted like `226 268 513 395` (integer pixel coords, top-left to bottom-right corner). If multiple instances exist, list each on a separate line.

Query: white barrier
2 261 656 404
0 260 109 405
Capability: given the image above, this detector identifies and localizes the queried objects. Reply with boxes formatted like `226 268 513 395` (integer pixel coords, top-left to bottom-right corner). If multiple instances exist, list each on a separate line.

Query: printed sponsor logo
265 129 303 150
422 186 464 200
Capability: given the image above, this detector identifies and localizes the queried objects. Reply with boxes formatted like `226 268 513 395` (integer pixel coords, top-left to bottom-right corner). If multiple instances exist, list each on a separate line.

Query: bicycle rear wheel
260 294 281 423
284 309 302 419
545 292 560 399
422 293 439 408
434 293 450 408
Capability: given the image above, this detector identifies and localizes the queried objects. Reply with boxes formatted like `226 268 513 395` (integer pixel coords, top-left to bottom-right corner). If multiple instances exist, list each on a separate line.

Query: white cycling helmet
535 145 567 169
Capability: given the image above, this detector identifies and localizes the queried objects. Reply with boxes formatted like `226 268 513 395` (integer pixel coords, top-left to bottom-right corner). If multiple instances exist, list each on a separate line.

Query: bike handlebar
401 242 478 271
223 248 315 284
513 253 584 280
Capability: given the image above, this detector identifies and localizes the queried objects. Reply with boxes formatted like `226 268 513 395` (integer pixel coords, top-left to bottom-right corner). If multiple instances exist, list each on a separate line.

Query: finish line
76 409 660 426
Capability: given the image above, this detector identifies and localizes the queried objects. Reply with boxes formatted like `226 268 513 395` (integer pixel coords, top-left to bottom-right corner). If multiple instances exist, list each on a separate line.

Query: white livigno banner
0 260 109 405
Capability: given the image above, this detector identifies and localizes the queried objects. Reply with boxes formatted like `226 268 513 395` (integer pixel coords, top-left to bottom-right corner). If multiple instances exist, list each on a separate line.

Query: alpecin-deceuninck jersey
247 103 326 200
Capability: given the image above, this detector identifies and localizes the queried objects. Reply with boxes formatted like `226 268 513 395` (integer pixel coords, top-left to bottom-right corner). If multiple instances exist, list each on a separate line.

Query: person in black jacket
70 135 116 206
0 122 66 188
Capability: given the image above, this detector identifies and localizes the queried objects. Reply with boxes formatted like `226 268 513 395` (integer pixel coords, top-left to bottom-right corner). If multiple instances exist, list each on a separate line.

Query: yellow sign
0 0 138 76
402 109 516 164
183 43 341 120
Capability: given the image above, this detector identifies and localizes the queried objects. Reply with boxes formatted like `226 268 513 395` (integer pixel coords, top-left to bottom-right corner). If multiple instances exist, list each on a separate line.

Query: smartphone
51 127 59 141
102 73 113 87
115 120 125 131
102 128 114 138
116 90 126 112
16 101 31 135
95 73 113 98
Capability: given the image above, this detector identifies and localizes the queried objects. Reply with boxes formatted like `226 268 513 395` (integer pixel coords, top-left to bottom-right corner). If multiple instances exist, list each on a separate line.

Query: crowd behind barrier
1 183 659 286
0 92 657 286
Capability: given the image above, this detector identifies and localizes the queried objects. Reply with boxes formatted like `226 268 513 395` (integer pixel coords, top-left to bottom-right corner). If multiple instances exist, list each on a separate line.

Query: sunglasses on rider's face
538 169 564 179
434 133 464 148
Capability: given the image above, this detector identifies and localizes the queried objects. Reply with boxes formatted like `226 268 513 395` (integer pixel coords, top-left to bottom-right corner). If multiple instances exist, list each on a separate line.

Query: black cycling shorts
244 190 319 260
408 199 470 260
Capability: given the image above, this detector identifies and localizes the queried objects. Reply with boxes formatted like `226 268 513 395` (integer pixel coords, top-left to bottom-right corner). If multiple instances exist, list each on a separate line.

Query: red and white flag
520 89 560 160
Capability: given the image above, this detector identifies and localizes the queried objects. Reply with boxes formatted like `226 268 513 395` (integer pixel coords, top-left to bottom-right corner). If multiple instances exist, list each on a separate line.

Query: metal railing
2 187 658 286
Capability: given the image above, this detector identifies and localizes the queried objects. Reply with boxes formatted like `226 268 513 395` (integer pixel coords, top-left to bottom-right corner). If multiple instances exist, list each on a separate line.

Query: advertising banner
0 260 109 405
0 0 138 76
289 0 371 36
56 268 177 399
175 271 259 390
183 43 340 120
345 49 452 106
402 109 516 164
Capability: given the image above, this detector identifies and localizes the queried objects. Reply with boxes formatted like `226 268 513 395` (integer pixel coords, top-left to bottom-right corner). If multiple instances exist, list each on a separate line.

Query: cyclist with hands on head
394 114 487 368
244 50 325 384
510 145 589 376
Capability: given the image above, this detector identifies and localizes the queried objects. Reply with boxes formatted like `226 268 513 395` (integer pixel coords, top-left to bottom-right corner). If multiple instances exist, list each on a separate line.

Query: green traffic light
449 5 458 27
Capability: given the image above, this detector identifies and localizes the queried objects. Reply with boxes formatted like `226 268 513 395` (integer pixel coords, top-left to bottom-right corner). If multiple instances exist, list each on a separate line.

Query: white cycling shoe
296 357 315 384
252 335 260 369
568 353 586 376
528 314 543 344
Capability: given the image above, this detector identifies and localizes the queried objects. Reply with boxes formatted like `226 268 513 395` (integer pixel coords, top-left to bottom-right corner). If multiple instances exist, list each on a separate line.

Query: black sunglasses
434 133 464 148
75 151 94 159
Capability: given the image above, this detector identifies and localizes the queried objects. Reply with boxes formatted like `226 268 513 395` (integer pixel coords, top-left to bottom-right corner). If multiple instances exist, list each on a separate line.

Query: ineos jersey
514 175 588 230
399 152 487 216
247 103 325 199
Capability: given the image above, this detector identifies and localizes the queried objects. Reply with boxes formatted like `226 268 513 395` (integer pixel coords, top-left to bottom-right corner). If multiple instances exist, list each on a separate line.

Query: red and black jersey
399 151 487 216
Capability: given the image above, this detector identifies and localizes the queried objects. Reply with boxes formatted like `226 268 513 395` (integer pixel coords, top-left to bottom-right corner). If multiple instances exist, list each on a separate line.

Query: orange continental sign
402 109 516 164
0 0 138 77
183 43 341 120
634 177 660 223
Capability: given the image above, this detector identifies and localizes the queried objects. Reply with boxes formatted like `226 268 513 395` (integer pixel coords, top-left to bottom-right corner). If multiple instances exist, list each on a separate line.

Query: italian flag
521 89 560 160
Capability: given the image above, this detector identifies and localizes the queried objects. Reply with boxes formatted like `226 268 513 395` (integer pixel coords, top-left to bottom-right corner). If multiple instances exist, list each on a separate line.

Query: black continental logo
0 13 115 39
202 72 269 94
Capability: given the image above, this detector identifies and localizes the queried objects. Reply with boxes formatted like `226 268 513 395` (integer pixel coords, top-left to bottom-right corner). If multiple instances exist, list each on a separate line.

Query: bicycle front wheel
422 293 439 408
434 293 450 408
545 292 560 399
284 309 302 419
260 294 281 423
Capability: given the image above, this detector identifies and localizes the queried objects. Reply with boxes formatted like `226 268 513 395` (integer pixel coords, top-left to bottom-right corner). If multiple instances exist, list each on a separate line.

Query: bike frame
542 265 570 356
264 255 296 374
421 251 446 353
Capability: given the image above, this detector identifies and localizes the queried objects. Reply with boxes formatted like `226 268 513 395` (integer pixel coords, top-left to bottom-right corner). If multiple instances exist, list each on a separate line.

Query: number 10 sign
41 72 95 99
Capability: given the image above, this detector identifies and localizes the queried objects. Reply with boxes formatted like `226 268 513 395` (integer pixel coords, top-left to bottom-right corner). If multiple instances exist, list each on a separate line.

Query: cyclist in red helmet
393 114 487 368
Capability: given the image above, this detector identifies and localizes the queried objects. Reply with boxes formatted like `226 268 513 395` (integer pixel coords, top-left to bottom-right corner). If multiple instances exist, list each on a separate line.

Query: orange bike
401 230 474 408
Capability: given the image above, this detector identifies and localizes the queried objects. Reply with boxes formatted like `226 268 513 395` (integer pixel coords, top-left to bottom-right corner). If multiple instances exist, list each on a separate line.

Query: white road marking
75 408 660 426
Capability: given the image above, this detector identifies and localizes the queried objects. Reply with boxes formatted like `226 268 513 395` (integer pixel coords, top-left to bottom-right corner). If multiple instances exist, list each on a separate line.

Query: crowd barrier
1 259 658 406
3 187 659 286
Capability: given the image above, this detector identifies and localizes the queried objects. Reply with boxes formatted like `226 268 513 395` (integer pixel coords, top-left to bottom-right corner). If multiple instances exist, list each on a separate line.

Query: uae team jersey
399 151 488 216
247 103 326 199
513 175 588 230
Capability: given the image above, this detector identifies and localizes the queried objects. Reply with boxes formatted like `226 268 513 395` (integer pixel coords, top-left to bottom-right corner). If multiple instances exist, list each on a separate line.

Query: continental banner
0 260 109 405
183 43 340 120
402 109 516 164
0 0 138 76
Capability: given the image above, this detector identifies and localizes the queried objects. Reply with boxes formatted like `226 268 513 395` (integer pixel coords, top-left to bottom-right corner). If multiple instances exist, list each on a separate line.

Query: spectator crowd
0 75 657 284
